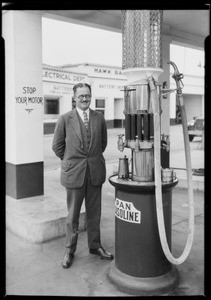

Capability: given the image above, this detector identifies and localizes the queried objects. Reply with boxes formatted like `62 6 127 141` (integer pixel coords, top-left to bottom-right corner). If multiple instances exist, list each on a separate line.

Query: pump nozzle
168 61 184 92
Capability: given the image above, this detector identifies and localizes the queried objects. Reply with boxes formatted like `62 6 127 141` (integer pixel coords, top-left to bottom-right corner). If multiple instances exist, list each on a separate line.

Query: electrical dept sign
115 198 141 224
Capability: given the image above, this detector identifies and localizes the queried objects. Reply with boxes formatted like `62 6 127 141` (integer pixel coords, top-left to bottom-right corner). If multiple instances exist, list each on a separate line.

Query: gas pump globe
107 10 194 296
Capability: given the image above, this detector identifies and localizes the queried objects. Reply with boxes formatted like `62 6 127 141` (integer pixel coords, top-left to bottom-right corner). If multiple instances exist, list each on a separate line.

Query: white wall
114 98 124 119
3 11 44 164
184 94 203 122
91 77 125 120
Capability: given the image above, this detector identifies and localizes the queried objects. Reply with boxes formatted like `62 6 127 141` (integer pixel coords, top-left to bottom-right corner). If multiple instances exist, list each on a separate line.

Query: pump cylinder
125 114 131 140
137 114 143 140
132 149 154 181
108 176 179 295
123 84 161 146
130 114 136 140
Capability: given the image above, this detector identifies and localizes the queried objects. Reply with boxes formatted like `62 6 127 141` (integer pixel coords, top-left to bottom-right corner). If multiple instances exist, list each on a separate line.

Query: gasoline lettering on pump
115 198 141 224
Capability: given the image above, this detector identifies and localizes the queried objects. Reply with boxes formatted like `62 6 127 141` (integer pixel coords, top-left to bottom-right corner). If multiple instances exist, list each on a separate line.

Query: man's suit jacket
52 108 107 188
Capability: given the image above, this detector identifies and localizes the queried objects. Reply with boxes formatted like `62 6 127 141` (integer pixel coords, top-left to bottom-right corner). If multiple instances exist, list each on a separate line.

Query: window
95 99 105 108
95 99 105 115
44 99 59 114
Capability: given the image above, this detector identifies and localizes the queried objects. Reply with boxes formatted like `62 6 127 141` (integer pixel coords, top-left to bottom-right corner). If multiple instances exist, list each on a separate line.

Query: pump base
107 261 179 296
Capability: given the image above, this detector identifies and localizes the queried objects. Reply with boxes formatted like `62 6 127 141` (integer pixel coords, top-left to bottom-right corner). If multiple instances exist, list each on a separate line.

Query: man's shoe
61 252 74 269
89 246 114 260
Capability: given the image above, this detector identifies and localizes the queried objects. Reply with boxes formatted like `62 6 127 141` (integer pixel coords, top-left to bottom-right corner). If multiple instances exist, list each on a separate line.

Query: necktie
83 111 89 128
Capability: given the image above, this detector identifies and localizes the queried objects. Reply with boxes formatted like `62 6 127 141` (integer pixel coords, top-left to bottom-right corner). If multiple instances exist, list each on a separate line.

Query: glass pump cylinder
123 84 162 143
123 83 162 182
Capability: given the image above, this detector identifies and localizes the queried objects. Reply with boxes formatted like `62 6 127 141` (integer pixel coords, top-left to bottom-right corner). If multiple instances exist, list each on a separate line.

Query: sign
89 66 127 80
98 84 123 89
43 69 87 84
94 67 122 76
15 86 43 113
115 198 141 224
49 84 72 95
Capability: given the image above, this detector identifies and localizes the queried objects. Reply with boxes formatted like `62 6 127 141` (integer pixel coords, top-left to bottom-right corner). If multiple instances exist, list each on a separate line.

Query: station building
43 62 204 134
43 62 126 134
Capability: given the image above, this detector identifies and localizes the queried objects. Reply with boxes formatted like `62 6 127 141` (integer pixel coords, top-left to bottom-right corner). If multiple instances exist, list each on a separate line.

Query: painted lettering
135 212 139 222
15 95 43 106
28 97 43 105
115 198 141 224
94 68 111 74
16 97 27 104
43 71 48 78
23 87 36 94
73 75 85 81
119 202 124 209
115 70 122 75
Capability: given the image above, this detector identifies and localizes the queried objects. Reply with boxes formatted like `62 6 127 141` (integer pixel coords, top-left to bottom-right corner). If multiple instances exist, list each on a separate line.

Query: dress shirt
76 107 90 122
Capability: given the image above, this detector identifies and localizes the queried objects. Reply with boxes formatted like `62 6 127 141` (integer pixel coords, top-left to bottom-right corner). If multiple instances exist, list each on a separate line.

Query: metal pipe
149 114 154 139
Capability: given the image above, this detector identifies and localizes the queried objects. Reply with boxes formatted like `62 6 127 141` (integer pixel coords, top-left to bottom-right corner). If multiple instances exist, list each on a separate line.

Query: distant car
187 116 204 141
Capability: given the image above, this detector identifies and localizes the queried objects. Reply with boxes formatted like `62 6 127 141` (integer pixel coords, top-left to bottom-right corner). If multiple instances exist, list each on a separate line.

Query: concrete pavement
5 126 205 296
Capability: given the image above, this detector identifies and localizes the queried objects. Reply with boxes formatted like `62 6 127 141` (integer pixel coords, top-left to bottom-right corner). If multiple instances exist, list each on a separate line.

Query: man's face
74 86 91 111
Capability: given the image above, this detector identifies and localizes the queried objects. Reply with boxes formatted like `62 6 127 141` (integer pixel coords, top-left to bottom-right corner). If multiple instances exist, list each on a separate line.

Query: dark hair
73 83 91 94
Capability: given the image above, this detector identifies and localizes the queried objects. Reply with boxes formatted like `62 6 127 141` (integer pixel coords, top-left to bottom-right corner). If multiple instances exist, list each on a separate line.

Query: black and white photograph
3 4 207 297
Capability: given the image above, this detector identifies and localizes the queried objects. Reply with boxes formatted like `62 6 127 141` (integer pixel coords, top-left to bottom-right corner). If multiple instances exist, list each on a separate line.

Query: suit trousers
65 164 102 254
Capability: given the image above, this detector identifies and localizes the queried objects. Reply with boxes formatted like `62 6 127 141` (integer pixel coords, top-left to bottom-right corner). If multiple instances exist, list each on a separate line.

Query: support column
3 10 44 199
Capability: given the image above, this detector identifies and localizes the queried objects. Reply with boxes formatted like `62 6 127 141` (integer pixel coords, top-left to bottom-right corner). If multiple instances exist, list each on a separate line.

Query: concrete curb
6 195 86 243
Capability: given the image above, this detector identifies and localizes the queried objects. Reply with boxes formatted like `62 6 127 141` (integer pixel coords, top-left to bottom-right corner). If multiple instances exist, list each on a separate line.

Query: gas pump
107 10 194 295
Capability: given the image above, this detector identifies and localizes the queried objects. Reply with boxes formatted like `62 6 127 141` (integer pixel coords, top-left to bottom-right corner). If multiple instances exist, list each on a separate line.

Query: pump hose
153 90 194 265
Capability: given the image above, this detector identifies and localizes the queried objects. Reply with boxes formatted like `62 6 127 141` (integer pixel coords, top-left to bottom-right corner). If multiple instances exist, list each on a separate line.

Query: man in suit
52 83 114 269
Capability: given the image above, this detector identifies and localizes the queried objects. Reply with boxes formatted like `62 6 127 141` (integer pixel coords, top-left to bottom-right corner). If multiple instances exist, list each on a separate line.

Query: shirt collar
76 107 90 119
